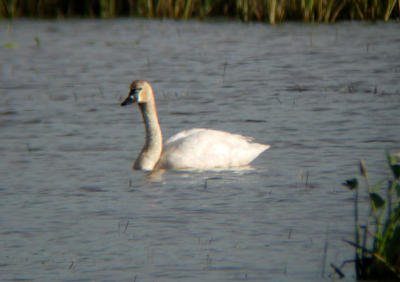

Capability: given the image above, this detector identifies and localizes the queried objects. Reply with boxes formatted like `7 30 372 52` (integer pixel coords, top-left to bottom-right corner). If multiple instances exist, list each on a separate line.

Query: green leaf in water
386 150 400 180
390 164 400 180
372 178 387 193
343 178 358 190
3 42 19 48
360 159 368 177
34 36 40 47
370 193 385 209
395 183 400 197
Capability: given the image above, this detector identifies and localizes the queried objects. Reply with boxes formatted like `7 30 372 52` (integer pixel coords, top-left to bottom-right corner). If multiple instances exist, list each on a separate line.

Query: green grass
0 0 399 22
342 151 400 280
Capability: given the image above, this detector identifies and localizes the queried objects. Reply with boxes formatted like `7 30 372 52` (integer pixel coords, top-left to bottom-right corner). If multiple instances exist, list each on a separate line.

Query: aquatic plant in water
2 42 18 48
342 151 400 280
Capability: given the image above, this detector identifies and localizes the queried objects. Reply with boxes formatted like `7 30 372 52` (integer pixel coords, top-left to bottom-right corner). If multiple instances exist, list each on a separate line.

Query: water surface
1 19 399 281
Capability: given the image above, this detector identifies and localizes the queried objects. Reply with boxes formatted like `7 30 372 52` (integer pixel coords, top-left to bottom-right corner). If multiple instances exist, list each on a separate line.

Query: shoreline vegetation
0 0 399 24
342 152 400 280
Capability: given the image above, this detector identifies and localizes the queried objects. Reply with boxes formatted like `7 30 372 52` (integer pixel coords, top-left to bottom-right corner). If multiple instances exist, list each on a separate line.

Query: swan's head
121 80 153 106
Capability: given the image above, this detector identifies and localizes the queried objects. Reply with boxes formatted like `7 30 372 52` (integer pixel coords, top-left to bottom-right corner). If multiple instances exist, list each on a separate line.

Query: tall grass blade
269 0 277 24
384 0 397 21
184 0 193 19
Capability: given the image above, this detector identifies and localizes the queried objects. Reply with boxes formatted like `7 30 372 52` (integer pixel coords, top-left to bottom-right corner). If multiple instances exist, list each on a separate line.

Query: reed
0 0 399 22
342 151 400 280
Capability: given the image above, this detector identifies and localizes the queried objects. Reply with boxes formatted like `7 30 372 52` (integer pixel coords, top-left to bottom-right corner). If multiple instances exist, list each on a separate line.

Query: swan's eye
129 88 143 102
122 87 144 106
134 88 143 101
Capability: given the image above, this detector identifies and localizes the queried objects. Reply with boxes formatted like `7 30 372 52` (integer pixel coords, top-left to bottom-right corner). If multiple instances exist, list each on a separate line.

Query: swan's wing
157 129 269 170
165 128 209 144
166 128 256 144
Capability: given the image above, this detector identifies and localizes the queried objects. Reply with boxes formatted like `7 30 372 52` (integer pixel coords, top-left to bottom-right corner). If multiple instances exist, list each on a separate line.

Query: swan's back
155 128 270 170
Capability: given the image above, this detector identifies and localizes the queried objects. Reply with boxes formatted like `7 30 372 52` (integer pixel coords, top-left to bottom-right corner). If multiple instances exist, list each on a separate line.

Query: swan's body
121 80 270 171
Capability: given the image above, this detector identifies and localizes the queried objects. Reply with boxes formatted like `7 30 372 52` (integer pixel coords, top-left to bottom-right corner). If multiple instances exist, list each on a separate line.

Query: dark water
1 19 399 281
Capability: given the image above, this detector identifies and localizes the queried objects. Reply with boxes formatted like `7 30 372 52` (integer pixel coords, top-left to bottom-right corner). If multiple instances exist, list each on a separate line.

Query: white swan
121 80 270 171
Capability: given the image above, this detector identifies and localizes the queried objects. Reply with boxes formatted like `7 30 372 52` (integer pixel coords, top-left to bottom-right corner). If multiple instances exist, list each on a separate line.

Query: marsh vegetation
343 152 400 280
1 0 399 23
1 16 399 281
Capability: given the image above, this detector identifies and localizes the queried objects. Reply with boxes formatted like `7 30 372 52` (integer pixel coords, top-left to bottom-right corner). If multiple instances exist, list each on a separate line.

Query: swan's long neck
134 101 163 170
